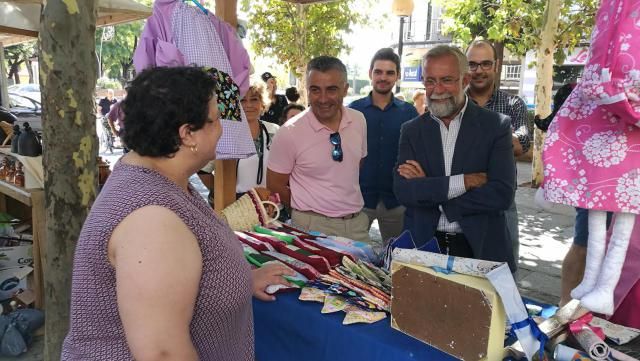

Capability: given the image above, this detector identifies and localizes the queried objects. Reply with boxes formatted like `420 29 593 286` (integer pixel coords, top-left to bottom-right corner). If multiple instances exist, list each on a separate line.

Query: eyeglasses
329 132 343 162
424 77 460 89
468 60 495 71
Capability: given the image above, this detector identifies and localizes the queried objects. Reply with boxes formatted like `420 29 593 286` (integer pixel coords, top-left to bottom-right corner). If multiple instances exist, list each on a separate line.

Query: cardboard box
0 266 32 301
0 245 33 269
391 261 507 361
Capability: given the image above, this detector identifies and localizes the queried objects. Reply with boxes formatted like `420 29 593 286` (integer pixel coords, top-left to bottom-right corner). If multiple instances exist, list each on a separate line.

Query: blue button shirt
349 93 419 210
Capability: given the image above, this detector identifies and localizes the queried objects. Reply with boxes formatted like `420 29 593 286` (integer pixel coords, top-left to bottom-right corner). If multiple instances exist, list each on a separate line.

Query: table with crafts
240 227 640 361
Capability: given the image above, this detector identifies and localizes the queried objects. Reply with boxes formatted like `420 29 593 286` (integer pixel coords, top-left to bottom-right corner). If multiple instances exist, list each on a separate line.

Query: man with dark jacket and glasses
394 45 517 272
267 56 370 244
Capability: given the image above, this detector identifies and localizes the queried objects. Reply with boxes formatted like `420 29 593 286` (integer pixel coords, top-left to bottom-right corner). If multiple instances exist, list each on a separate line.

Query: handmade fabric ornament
342 305 386 325
321 295 348 314
539 0 640 315
205 68 242 122
299 287 326 303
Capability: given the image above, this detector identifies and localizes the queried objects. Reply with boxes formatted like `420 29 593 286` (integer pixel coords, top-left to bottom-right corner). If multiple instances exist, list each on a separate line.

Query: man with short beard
393 45 517 271
349 48 418 244
466 40 531 264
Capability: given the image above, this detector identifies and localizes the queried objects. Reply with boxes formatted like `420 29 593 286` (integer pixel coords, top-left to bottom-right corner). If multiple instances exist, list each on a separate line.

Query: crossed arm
393 122 515 218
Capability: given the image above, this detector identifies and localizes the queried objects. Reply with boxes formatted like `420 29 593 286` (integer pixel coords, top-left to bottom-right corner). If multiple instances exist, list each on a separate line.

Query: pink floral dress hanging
541 0 640 213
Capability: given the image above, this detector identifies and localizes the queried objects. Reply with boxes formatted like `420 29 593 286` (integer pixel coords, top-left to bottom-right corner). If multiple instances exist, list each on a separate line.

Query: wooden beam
215 0 238 28
213 159 238 211
0 26 38 38
213 0 239 212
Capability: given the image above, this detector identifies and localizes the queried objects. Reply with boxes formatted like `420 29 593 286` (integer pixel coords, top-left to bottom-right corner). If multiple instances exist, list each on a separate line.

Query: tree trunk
493 41 504 90
531 0 561 187
294 4 308 106
39 1 98 359
27 59 33 83
9 60 23 84
296 65 308 106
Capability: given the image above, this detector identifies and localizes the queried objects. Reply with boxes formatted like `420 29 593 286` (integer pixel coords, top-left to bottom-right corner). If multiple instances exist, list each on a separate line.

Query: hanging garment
133 0 254 159
134 0 250 95
541 0 640 214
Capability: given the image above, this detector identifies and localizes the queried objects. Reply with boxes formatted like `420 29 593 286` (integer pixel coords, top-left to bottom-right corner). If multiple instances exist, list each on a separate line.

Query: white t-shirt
236 121 279 194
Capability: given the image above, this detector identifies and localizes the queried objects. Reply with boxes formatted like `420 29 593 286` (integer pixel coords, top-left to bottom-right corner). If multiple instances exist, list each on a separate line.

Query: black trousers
435 231 474 257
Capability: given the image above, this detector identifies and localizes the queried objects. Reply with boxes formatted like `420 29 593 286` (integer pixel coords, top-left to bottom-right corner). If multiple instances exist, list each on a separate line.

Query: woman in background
412 89 426 115
280 103 305 125
237 83 280 198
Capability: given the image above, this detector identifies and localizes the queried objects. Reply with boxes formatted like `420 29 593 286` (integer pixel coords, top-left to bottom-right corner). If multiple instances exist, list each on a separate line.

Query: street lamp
392 0 414 93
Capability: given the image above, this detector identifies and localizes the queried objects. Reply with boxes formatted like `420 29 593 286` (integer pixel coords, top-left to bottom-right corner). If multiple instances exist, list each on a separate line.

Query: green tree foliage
246 0 370 82
4 42 37 83
96 0 152 84
96 22 142 84
438 0 598 64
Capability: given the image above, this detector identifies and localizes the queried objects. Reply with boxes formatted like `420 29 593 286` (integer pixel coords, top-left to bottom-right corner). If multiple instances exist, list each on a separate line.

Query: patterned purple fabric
61 161 254 360
172 2 255 160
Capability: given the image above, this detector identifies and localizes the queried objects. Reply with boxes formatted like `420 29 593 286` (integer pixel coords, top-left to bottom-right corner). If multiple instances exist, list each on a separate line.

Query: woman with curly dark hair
62 67 292 361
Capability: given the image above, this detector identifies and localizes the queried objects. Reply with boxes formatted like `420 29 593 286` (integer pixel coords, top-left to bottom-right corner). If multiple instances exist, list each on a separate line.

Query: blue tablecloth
253 292 459 361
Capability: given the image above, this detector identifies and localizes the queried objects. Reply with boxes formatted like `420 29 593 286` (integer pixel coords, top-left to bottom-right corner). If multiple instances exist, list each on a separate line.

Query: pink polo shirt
268 107 367 218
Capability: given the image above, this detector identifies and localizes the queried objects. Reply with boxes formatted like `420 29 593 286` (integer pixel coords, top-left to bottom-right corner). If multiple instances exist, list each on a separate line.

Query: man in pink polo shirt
267 56 370 244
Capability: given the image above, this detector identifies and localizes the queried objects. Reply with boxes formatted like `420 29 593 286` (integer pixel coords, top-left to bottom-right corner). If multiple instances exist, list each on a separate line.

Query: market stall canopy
0 0 152 46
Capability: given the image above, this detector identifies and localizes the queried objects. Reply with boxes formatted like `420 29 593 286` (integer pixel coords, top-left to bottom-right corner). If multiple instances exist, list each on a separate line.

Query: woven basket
221 188 280 231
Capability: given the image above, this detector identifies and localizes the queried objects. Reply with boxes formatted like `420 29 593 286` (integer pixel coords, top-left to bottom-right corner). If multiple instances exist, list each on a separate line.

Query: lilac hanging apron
172 2 256 160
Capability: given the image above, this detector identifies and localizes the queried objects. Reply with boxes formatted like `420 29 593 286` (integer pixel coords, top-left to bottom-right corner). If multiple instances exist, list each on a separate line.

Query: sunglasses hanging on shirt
330 132 343 162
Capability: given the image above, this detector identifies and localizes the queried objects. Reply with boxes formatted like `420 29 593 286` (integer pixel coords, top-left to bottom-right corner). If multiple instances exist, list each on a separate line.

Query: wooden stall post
213 0 239 211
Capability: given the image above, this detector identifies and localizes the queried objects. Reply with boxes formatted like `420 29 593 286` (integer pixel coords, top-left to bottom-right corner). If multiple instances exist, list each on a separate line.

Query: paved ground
0 161 592 360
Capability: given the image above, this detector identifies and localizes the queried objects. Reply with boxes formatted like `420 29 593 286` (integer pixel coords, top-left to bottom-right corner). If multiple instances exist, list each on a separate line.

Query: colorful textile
263 251 321 280
205 68 242 121
246 232 331 274
542 0 640 213
236 231 276 253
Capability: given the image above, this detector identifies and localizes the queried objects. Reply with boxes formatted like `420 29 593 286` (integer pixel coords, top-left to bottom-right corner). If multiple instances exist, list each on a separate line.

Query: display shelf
0 179 33 206
0 179 45 310
0 147 44 189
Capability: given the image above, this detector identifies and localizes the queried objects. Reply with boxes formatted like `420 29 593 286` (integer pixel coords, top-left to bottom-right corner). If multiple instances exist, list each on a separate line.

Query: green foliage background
245 0 371 78
438 0 599 64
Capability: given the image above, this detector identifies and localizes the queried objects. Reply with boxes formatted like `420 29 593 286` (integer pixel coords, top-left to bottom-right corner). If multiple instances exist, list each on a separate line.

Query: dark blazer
393 101 517 271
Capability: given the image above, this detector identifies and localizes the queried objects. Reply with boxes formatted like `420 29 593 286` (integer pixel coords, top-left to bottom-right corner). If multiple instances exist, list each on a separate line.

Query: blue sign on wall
403 66 422 81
